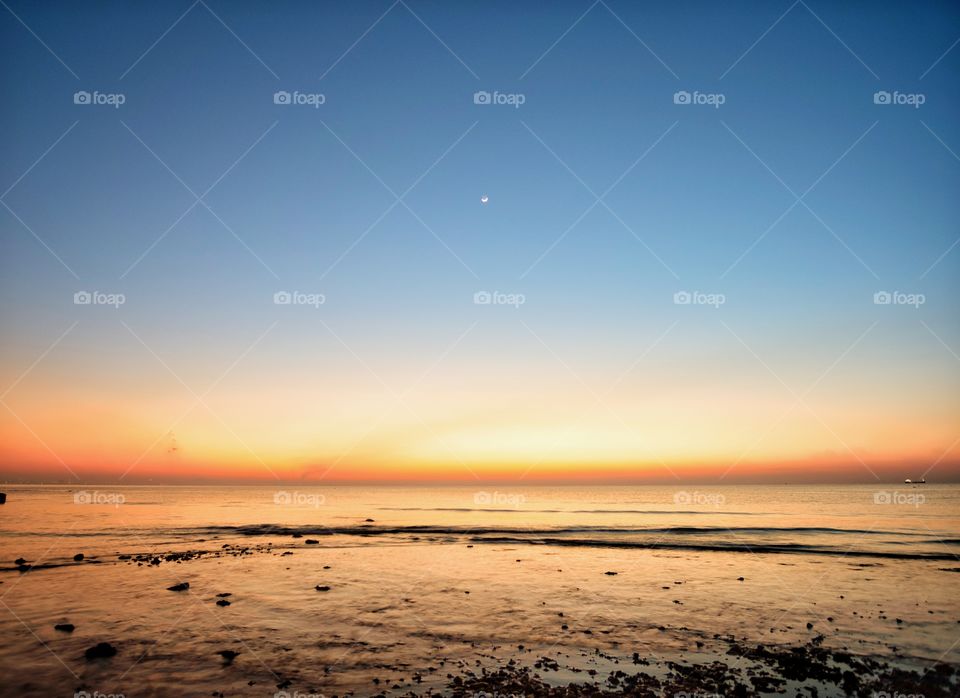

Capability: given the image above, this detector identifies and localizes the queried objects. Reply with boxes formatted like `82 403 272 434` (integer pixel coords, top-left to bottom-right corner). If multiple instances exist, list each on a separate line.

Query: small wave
465 536 957 561
376 507 767 515
215 523 925 538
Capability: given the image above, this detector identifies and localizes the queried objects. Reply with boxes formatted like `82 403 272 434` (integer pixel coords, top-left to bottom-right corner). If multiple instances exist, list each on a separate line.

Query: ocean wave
215 523 931 538
375 507 768 515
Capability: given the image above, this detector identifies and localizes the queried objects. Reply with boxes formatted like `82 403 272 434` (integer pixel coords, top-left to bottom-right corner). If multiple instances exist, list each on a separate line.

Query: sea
0 483 957 696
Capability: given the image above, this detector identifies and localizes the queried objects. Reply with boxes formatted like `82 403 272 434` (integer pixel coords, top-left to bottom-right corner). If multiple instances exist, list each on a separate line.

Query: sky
0 0 958 485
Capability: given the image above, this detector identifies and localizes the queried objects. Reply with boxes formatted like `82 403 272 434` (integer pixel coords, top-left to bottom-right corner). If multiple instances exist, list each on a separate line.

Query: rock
216 599 231 607
737 577 745 581
806 622 814 629
14 558 26 565
305 539 319 545
167 582 190 592
216 593 232 597
54 623 75 632
85 642 117 660
604 571 618 576
73 553 84 562
0 492 6 504
365 518 375 522
218 650 240 662
315 585 331 592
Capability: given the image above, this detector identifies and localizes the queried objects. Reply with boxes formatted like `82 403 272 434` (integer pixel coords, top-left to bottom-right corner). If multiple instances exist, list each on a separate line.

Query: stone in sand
54 623 75 632
85 642 117 660
216 592 232 597
216 599 231 607
0 492 6 504
315 585 331 592
74 553 84 561
14 558 26 565
605 571 618 575
167 582 190 591
218 650 240 662
305 539 319 545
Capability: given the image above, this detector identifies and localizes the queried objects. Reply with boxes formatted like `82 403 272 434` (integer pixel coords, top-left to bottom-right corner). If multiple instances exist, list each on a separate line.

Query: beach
0 484 958 696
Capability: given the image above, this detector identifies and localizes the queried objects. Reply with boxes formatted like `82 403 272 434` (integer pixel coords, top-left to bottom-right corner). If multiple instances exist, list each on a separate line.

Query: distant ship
903 478 926 484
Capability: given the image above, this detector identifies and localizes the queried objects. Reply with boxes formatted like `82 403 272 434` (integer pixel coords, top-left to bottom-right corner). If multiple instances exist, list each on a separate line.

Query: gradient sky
1 0 958 484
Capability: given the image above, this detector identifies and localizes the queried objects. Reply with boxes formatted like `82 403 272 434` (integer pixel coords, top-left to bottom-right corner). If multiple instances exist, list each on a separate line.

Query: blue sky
1 1 958 482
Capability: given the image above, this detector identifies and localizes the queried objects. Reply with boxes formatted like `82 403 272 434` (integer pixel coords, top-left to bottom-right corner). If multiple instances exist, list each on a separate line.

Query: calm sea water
1 484 958 696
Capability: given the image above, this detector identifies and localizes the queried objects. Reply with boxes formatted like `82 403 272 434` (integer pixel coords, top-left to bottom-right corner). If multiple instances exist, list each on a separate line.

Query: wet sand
2 532 958 697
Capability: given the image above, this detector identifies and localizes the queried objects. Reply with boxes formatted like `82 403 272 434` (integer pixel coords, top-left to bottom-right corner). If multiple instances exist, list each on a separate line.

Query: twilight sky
1 0 958 484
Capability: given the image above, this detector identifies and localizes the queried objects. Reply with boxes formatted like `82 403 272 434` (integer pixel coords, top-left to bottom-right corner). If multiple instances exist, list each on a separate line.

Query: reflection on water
1 484 958 696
